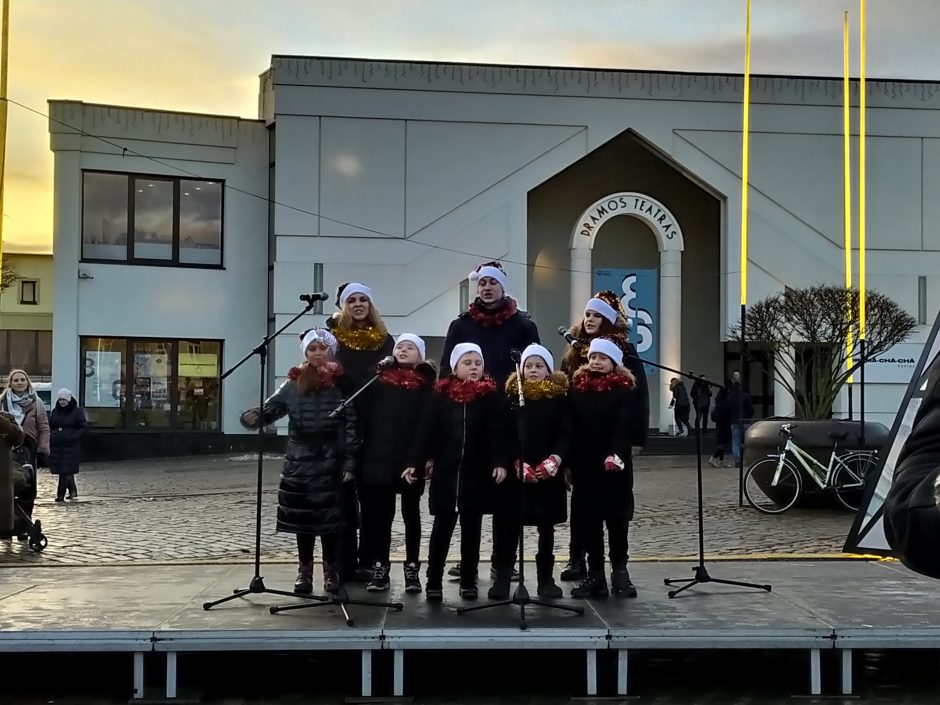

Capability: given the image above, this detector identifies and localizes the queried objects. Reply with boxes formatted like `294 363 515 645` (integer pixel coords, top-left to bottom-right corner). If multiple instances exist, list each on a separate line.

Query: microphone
299 292 330 303
375 355 397 371
557 326 583 349
509 348 522 363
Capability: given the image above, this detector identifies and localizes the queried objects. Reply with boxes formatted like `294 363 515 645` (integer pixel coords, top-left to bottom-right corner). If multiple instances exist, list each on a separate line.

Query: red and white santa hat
395 333 426 360
588 337 623 367
468 261 507 292
336 282 374 308
450 342 484 371
521 344 554 371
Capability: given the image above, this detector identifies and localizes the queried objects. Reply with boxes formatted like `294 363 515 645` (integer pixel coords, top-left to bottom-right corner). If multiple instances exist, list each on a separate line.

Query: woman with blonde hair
325 282 395 582
0 369 50 469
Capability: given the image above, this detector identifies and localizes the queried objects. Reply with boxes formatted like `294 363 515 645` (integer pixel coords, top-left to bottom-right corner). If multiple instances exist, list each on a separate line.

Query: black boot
294 564 313 594
367 561 391 592
403 561 422 593
487 567 511 600
571 570 609 599
611 564 638 598
536 554 563 599
425 564 444 601
560 555 587 581
323 561 343 595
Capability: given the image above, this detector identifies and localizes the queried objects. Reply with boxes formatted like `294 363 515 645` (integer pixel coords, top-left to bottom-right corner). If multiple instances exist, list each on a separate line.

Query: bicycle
743 423 878 514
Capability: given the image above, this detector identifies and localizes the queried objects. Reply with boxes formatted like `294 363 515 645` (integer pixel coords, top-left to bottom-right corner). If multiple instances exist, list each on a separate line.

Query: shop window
82 171 223 267
80 337 222 430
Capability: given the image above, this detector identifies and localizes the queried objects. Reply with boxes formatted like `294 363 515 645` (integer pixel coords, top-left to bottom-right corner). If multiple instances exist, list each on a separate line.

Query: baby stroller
12 439 48 553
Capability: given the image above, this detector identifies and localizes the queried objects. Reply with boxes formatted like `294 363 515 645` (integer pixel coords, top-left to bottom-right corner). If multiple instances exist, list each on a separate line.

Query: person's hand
604 454 625 472
342 471 355 483
493 467 507 484
240 409 260 429
36 453 47 469
534 455 561 480
514 460 534 482
402 467 417 485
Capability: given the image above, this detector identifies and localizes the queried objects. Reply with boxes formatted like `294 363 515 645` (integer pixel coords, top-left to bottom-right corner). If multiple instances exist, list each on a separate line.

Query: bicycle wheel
831 452 878 512
744 457 802 514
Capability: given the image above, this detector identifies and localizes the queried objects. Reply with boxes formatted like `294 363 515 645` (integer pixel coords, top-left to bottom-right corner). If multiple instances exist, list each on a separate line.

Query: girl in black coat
325 282 395 583
504 344 570 599
403 343 511 601
568 337 642 599
49 389 86 501
240 328 359 596
359 334 435 594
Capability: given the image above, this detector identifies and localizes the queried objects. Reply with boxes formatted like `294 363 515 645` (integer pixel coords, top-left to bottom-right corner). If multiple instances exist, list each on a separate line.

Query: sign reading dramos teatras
578 195 679 241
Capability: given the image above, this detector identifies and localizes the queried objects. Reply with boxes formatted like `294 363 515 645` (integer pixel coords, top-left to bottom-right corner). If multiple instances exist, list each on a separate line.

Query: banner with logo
593 268 658 375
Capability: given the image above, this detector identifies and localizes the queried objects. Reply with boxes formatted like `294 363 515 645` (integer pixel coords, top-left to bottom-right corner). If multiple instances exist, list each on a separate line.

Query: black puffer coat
505 372 571 526
568 369 641 521
360 363 436 493
408 377 512 516
440 298 540 387
246 365 359 535
49 399 86 476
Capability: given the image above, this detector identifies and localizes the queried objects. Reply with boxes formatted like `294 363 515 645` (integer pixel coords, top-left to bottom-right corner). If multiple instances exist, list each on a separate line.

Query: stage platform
2 559 939 700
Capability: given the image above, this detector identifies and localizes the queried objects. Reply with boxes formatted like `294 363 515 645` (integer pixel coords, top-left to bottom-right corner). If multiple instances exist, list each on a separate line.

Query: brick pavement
0 453 860 567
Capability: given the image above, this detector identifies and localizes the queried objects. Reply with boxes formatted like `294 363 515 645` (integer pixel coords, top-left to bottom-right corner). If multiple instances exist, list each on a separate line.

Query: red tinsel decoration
288 361 343 389
467 298 518 327
379 367 428 390
436 376 497 403
572 371 635 393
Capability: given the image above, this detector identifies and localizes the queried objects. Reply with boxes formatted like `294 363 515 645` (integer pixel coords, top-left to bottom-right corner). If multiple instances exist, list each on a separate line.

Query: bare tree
732 286 917 419
0 260 20 293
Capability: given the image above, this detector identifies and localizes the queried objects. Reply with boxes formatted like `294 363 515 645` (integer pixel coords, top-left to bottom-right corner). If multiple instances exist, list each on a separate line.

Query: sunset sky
4 0 940 253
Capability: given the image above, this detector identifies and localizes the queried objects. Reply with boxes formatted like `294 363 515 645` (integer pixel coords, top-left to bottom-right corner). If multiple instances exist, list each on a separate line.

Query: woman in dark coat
708 385 733 467
324 281 395 582
240 328 359 595
359 334 436 594
568 337 643 599
49 388 86 501
504 344 570 599
559 291 650 581
403 343 512 601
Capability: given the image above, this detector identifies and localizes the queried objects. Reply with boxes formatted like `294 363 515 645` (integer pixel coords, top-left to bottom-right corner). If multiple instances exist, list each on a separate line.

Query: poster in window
83 350 123 408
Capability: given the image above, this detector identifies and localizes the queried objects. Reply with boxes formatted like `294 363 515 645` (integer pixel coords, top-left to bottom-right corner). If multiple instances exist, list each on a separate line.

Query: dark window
19 280 38 305
0 330 52 377
79 337 222 430
82 171 223 267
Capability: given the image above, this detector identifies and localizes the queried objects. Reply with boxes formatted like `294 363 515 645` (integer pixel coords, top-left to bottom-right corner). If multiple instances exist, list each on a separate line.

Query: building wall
48 102 269 433
0 253 54 379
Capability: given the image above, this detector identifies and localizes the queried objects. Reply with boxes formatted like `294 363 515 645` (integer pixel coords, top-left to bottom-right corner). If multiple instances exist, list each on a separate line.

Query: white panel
320 118 405 238
924 139 940 251
867 137 922 251
868 274 918 319
273 261 318 314
405 121 582 234
275 115 319 236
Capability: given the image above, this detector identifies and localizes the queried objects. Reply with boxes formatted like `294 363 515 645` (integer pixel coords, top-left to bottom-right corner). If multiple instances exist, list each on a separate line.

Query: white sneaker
708 457 720 468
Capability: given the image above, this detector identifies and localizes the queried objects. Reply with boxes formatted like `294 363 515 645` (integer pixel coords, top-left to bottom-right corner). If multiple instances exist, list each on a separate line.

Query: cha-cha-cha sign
578 195 679 242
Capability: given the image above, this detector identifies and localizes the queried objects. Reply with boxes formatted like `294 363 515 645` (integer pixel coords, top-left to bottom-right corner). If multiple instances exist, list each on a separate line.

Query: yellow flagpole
0 0 9 283
739 0 752 308
859 0 867 340
844 12 853 385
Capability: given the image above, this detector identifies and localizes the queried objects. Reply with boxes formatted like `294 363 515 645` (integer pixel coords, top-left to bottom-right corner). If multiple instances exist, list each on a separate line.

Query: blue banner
593 268 658 375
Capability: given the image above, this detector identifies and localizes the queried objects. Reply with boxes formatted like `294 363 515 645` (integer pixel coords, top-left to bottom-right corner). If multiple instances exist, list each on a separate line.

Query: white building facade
49 58 940 449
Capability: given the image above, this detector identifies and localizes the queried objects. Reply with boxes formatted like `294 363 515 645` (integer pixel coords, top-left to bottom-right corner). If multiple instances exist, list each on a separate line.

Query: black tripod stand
203 299 324 610
268 368 404 626
457 351 584 630
641 359 771 598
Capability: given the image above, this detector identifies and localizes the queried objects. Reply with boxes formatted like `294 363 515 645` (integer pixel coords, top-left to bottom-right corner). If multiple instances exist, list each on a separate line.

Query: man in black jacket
884 361 940 579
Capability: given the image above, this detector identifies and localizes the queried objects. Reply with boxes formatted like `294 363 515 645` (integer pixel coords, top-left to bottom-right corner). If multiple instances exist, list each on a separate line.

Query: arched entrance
570 192 684 432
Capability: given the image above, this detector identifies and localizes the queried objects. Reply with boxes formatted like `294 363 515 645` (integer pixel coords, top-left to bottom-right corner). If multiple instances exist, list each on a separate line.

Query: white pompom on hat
337 282 374 308
521 344 554 371
300 328 338 356
450 342 484 372
395 333 426 360
588 337 624 367
467 262 507 292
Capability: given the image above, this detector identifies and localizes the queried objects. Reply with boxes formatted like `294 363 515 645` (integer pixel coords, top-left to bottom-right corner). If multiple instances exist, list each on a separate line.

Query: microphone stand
269 367 404 626
203 299 325 610
628 355 771 598
457 352 584 630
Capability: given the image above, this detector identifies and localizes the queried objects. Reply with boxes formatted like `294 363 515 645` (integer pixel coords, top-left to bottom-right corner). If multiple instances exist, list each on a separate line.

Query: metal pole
0 0 10 305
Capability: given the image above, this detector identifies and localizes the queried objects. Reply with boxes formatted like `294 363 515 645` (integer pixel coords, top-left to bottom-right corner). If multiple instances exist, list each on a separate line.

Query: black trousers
296 532 339 565
359 485 421 565
694 405 710 431
534 523 555 558
55 474 77 498
340 481 362 577
674 405 691 434
584 514 630 572
428 511 483 587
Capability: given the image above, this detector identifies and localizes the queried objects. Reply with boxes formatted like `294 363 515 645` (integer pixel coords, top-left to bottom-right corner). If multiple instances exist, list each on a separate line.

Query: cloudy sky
4 0 940 253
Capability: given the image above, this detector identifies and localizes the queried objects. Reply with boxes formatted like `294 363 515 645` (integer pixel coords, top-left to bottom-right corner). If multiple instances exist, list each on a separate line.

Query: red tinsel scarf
436 376 497 403
467 298 518 327
379 367 427 390
288 361 343 391
572 370 634 393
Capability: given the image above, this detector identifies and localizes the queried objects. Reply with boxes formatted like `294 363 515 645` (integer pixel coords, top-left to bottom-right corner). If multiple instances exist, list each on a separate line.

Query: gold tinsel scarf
332 324 388 352
505 371 569 403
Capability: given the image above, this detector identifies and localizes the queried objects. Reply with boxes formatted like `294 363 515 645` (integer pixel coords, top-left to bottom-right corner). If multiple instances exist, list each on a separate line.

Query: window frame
80 170 225 269
0 329 52 376
18 279 38 305
78 336 223 432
